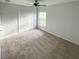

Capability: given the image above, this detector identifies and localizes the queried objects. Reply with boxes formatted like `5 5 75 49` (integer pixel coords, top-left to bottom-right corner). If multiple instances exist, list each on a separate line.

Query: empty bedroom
0 0 79 59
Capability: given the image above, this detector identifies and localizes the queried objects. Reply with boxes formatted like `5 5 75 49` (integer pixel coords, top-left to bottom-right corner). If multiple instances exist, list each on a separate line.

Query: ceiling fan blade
25 4 33 6
38 5 47 6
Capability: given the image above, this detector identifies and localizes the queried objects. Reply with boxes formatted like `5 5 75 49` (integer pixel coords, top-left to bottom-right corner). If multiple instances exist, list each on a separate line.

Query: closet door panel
2 12 17 37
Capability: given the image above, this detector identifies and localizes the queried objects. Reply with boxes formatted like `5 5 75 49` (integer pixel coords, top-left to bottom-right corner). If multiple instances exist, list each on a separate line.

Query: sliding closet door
19 7 36 32
1 12 17 37
0 4 18 38
0 3 36 37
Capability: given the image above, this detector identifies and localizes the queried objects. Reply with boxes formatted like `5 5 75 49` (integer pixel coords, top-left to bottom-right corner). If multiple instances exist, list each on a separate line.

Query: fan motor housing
34 2 39 6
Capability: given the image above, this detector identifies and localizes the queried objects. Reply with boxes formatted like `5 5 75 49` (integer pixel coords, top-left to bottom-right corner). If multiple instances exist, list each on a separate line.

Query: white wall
0 3 36 37
39 1 79 45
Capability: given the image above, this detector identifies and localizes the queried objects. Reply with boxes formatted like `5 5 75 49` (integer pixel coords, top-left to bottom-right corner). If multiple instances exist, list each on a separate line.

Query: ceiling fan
5 0 47 7
33 0 46 7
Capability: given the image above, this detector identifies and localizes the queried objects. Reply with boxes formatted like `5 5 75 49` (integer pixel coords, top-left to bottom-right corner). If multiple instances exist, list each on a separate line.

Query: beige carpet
1 29 79 59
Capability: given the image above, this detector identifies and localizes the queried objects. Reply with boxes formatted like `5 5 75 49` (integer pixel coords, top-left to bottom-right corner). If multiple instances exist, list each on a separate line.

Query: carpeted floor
1 29 79 59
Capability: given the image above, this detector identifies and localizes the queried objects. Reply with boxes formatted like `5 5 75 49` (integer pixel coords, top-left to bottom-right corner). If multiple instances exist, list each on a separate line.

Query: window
39 12 46 27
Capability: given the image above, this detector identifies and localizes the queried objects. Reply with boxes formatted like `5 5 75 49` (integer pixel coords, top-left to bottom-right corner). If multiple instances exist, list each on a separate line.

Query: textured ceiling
0 0 79 6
